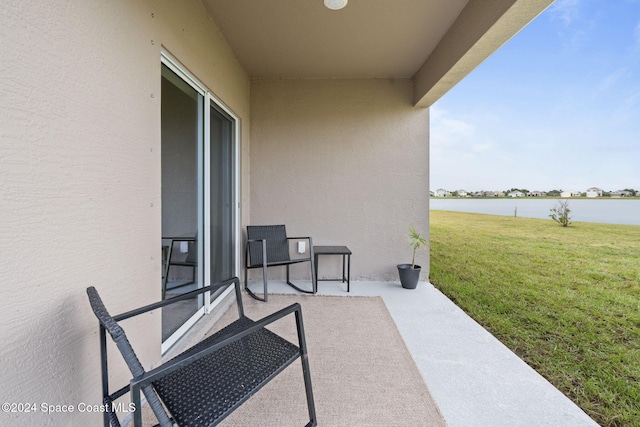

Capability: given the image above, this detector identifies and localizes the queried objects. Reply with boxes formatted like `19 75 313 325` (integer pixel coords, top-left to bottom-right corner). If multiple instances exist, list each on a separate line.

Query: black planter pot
397 264 421 289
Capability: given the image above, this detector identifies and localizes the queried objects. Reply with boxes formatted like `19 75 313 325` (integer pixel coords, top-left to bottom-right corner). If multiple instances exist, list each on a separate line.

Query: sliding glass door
160 54 238 349
209 104 235 285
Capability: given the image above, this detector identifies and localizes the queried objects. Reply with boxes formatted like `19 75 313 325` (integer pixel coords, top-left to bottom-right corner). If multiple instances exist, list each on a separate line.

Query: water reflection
430 198 640 226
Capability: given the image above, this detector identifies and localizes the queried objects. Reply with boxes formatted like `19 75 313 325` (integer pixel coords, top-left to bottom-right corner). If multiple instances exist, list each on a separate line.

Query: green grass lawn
429 210 640 427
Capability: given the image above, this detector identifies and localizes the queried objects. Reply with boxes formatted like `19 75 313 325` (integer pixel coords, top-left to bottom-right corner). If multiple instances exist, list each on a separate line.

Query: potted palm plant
397 226 427 289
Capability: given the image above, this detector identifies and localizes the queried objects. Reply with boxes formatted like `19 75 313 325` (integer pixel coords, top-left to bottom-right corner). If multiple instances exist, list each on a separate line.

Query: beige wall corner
0 0 249 425
250 79 430 281
413 0 554 107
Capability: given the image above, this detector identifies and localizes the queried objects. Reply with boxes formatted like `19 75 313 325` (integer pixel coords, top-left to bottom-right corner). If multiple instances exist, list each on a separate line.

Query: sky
430 0 640 193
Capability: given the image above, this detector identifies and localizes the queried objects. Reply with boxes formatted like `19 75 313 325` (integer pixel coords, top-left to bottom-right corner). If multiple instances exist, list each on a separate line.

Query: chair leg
244 239 269 302
244 283 267 302
262 261 268 302
285 264 316 294
244 263 268 302
162 243 174 300
310 255 316 294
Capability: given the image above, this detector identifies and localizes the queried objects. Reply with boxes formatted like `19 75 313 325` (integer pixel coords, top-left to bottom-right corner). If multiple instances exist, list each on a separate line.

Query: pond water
430 198 640 226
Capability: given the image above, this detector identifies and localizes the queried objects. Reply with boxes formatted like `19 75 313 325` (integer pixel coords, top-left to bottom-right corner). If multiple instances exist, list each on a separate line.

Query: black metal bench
87 277 317 426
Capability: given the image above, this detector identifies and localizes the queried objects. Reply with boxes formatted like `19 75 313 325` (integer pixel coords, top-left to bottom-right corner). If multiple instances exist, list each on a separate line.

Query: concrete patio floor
255 279 598 427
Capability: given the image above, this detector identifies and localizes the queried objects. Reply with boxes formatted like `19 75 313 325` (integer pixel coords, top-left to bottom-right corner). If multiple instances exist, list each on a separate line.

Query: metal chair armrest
114 277 240 322
245 238 268 267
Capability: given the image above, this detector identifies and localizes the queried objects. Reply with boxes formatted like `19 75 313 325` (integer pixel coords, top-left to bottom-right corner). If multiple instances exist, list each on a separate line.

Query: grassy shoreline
429 211 640 426
431 196 640 200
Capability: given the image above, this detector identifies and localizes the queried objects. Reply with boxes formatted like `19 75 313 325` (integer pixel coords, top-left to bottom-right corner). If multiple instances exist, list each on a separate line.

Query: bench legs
295 309 317 427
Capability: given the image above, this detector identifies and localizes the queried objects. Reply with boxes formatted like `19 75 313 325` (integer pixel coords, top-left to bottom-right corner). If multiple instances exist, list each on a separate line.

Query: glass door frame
161 50 240 353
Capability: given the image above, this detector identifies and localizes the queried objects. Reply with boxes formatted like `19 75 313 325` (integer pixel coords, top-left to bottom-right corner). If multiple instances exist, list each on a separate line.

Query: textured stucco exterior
0 1 250 425
0 0 550 425
250 79 430 281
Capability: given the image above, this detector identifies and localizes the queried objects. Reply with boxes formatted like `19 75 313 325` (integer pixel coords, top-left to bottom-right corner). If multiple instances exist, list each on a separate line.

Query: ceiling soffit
203 0 468 79
203 0 554 106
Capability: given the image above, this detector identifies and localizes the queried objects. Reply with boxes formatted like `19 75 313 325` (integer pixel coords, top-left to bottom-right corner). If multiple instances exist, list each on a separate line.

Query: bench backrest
86 287 173 427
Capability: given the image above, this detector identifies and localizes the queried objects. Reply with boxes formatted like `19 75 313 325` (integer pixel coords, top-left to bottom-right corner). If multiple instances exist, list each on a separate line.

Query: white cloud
550 0 581 26
471 143 492 153
599 67 628 90
430 107 475 149
430 2 640 192
547 0 594 48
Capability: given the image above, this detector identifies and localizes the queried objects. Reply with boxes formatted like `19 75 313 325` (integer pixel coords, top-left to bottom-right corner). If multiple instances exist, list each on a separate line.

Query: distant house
494 191 505 197
435 188 451 197
611 190 631 198
457 189 468 197
508 191 525 197
527 191 546 197
561 190 581 198
586 187 603 198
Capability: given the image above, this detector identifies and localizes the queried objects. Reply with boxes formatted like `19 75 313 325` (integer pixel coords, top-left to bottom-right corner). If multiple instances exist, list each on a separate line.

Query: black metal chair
162 236 197 299
245 225 316 302
86 277 317 427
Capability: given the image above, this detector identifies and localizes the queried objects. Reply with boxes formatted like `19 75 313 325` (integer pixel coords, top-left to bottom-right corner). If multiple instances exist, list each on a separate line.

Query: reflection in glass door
161 63 203 343
160 54 238 349
209 104 234 287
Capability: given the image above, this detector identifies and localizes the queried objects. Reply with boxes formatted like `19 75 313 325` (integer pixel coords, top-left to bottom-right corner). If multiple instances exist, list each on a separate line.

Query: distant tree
623 188 637 196
547 190 561 197
549 199 571 227
507 188 529 194
451 191 459 197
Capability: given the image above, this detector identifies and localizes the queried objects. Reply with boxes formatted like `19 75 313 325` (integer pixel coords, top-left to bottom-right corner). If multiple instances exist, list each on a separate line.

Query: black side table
313 246 352 292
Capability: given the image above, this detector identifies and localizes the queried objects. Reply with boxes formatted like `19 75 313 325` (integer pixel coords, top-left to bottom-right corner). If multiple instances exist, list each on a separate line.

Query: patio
3 1 568 425
237 279 598 426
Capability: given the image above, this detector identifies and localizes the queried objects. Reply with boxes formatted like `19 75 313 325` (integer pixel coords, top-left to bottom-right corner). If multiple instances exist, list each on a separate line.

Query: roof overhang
204 0 554 107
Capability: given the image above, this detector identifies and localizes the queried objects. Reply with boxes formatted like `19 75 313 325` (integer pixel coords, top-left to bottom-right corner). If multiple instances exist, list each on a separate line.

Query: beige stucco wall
0 0 249 425
1 1 430 424
250 79 430 282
